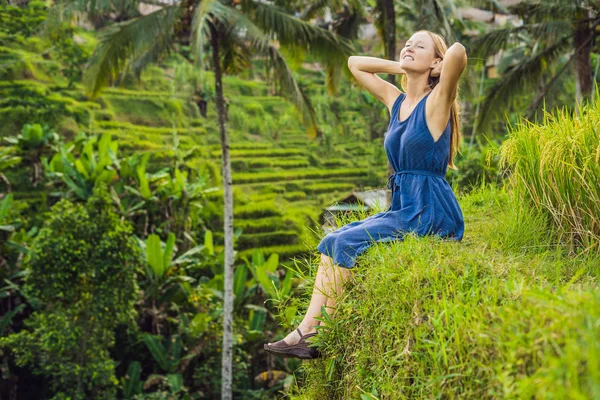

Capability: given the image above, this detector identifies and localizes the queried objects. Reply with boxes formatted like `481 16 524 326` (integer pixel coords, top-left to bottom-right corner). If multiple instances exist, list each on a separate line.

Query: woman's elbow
449 43 467 56
348 56 356 69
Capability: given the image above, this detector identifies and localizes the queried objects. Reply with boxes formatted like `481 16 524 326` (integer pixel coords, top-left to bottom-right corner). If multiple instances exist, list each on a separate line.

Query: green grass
233 168 369 184
103 95 193 126
210 148 306 158
96 129 196 147
279 183 599 399
498 89 600 254
207 142 274 151
231 158 310 170
233 216 298 233
95 120 207 135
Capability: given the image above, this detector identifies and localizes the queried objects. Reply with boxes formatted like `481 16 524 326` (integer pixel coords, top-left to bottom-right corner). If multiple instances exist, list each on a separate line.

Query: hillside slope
285 183 599 399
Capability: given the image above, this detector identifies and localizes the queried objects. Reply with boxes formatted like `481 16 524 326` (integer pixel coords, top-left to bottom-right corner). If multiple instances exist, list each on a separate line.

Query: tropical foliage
1 0 599 399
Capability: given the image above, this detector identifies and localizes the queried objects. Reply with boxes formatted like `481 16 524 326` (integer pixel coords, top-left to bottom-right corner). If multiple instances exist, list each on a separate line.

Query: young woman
264 30 467 360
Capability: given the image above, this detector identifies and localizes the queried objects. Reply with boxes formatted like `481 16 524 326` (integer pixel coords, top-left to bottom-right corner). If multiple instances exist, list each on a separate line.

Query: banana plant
0 146 22 193
0 193 14 233
121 153 209 246
237 249 294 341
138 232 212 334
205 249 294 315
245 304 267 342
4 123 55 150
122 361 142 399
43 132 119 200
142 334 185 395
243 249 293 300
122 154 156 202
3 123 58 187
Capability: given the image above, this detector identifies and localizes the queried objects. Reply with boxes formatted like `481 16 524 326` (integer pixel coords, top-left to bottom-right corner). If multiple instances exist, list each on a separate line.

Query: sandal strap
296 328 317 341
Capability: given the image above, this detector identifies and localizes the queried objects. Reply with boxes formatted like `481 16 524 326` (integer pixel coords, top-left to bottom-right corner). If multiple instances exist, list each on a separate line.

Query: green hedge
233 168 367 184
210 148 304 159
235 243 313 263
213 229 298 249
234 216 297 234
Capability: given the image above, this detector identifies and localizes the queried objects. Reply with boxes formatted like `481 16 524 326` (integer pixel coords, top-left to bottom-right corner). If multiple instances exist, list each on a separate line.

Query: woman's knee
320 252 334 267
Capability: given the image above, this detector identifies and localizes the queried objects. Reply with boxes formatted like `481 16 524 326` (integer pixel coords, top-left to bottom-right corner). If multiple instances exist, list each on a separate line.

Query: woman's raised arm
347 56 404 112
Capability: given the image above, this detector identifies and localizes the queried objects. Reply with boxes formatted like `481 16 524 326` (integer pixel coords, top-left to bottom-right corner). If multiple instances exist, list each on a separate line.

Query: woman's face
399 32 438 74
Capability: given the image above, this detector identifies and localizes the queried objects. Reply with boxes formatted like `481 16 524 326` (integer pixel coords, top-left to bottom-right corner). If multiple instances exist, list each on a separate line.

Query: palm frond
237 0 354 95
77 0 141 17
83 4 181 97
464 0 510 14
507 0 591 23
424 0 457 42
298 0 340 21
268 45 318 138
328 0 369 42
469 21 573 59
203 5 271 54
191 0 235 69
325 61 346 99
525 53 575 120
220 26 253 75
396 1 418 19
241 1 355 66
475 34 573 134
43 0 141 35
299 0 367 39
212 7 319 136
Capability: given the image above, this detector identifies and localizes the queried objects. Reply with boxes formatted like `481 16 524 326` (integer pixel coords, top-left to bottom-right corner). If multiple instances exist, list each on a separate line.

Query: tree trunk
210 20 234 400
573 19 593 113
381 0 397 209
382 0 396 87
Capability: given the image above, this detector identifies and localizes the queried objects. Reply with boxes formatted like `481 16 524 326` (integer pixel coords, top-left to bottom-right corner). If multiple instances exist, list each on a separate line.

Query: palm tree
296 1 370 93
468 0 600 133
45 1 354 398
372 0 398 86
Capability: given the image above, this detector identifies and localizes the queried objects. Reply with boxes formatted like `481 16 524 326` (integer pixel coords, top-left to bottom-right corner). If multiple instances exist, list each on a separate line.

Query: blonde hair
399 30 462 170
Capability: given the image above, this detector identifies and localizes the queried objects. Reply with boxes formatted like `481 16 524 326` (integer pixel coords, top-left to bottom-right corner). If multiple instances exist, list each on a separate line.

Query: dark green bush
0 185 143 400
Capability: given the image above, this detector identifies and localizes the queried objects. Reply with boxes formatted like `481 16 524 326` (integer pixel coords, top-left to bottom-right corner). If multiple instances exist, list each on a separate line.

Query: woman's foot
267 326 317 346
264 327 321 359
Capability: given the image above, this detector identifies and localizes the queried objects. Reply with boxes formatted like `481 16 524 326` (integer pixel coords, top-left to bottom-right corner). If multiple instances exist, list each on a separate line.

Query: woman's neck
404 74 432 101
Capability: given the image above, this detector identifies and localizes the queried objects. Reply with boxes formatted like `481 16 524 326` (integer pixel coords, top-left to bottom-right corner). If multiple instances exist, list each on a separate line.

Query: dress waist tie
387 169 447 193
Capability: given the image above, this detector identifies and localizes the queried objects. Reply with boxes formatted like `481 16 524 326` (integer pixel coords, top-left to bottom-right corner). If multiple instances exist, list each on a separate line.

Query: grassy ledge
284 183 600 399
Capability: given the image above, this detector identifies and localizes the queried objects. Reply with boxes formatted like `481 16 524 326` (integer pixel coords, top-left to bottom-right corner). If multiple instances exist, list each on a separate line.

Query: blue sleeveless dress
317 90 464 269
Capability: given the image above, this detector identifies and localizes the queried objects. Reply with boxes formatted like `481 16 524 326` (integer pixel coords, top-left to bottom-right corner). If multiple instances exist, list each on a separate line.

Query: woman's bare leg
319 254 351 325
268 253 351 345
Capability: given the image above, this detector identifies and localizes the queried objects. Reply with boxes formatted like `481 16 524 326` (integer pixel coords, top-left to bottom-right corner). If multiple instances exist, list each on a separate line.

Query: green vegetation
499 91 600 254
1 187 142 399
283 87 600 400
287 184 600 399
1 0 599 399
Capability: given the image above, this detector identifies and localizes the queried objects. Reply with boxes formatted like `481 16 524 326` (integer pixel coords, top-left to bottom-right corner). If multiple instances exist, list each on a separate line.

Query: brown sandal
264 328 321 360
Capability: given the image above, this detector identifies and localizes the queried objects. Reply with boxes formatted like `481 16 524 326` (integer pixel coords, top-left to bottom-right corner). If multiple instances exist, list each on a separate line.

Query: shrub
0 185 143 400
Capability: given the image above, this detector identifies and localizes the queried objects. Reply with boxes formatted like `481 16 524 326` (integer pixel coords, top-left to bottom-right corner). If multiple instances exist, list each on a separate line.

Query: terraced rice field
1 71 388 267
